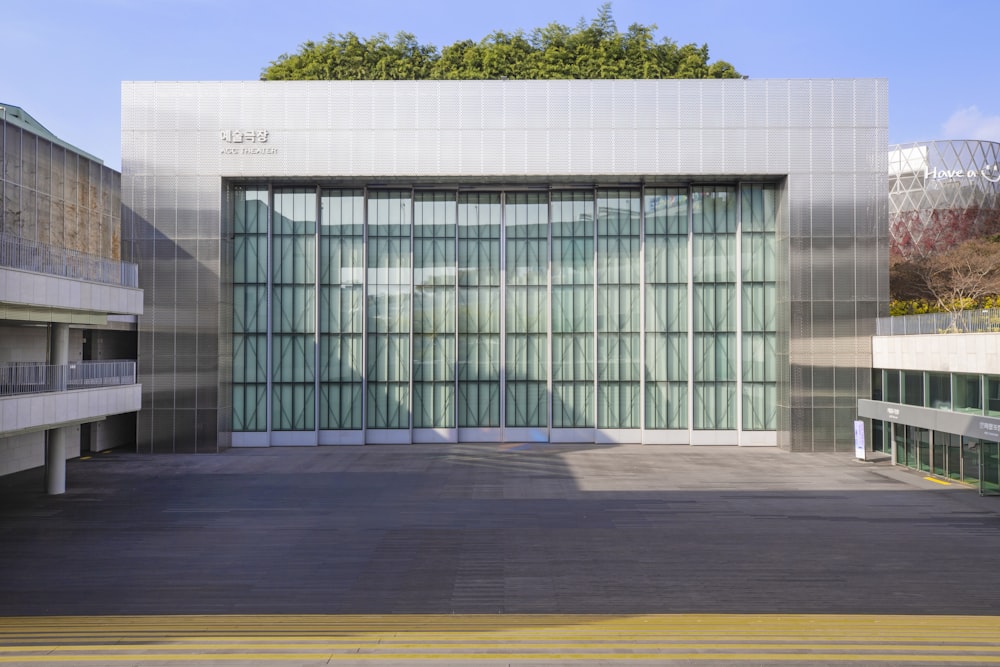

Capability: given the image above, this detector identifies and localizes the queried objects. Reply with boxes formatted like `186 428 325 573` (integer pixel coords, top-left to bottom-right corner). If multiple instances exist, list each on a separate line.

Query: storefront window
931 431 947 476
871 369 883 401
953 374 982 414
902 371 924 407
872 419 886 452
962 438 981 484
885 370 900 403
987 377 1000 417
927 372 950 410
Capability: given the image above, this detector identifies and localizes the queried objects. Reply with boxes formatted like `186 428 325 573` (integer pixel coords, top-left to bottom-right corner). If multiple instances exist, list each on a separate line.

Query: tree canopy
890 234 1000 315
261 5 741 81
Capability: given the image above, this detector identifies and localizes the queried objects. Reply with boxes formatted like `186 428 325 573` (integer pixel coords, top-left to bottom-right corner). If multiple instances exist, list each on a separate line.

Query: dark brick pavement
1 443 998 617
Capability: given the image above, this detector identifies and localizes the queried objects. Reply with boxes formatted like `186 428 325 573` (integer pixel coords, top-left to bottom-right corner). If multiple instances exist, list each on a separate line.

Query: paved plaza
1 443 999 664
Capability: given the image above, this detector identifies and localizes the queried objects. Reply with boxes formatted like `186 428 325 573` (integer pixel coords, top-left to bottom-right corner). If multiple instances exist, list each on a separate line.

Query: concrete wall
0 268 143 319
0 385 142 438
872 333 1000 374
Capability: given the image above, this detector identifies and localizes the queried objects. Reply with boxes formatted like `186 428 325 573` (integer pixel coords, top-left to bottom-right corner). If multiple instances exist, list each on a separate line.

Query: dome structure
889 140 1000 259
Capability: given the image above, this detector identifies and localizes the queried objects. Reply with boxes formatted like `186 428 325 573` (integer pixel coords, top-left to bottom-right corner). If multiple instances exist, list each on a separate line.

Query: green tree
261 5 742 81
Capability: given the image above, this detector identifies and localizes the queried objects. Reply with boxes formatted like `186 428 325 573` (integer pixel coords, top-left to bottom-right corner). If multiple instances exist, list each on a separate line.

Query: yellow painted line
79 456 92 461
4 653 1000 663
924 476 951 485
3 641 1000 651
3 616 1000 640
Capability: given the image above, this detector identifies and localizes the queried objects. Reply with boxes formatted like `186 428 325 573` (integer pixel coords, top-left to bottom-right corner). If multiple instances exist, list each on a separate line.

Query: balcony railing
0 361 137 397
876 308 1000 335
0 232 138 288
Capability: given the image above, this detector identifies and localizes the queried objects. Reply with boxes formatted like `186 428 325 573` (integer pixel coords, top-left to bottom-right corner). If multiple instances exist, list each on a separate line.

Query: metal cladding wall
121 79 888 453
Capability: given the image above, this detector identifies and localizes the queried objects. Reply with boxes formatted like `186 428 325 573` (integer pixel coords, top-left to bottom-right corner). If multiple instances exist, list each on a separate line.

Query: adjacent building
889 140 1000 259
860 310 1000 494
122 79 888 453
0 104 142 492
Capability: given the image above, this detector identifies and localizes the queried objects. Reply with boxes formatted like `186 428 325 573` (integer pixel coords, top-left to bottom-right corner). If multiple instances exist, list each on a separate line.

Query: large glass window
231 183 783 439
871 369 883 401
902 371 923 406
953 374 982 414
551 191 594 428
597 190 640 428
988 377 1000 417
319 190 364 430
982 442 1000 495
367 191 411 429
272 188 316 431
741 184 777 430
413 192 456 428
932 431 948 477
644 188 687 429
916 427 931 472
692 186 737 429
232 187 268 432
890 422 909 465
885 370 900 403
962 437 981 484
458 193 501 427
505 193 548 428
927 372 950 410
871 419 886 453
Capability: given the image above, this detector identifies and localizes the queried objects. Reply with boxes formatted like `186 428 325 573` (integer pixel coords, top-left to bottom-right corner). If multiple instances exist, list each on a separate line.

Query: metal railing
0 360 136 397
877 308 1000 335
0 232 138 288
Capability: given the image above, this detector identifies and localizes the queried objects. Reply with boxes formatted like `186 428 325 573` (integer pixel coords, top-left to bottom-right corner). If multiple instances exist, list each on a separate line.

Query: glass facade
232 184 777 443
870 368 1000 494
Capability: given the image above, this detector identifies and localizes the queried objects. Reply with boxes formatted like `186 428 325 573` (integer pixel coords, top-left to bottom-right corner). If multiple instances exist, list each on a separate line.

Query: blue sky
4 0 1000 170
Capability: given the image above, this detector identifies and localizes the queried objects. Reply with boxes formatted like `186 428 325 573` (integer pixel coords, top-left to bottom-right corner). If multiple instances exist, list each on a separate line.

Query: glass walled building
889 140 1000 259
121 79 888 452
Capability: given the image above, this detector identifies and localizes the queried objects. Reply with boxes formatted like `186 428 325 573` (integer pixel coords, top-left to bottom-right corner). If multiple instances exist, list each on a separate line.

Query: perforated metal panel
122 78 888 453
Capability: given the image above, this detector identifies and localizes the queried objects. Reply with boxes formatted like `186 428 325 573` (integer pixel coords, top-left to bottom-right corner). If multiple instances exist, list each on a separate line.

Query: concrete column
50 322 69 366
46 323 70 495
46 429 67 495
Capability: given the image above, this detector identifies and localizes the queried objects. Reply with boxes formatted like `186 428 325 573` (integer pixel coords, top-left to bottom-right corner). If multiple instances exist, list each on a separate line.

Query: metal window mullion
265 184 273 443
361 188 369 442
408 187 415 438
735 183 743 440
546 191 553 438
499 191 506 440
687 185 695 438
314 186 321 440
639 185 646 439
593 187 599 433
453 192 459 434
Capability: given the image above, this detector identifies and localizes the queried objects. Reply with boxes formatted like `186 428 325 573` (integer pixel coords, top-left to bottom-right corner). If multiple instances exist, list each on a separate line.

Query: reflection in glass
741 184 777 430
953 374 982 414
319 190 364 429
644 188 687 429
597 190 640 428
692 186 737 429
551 191 594 428
232 187 268 431
413 192 456 428
505 193 548 428
458 193 500 427
367 191 411 429
272 188 316 431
